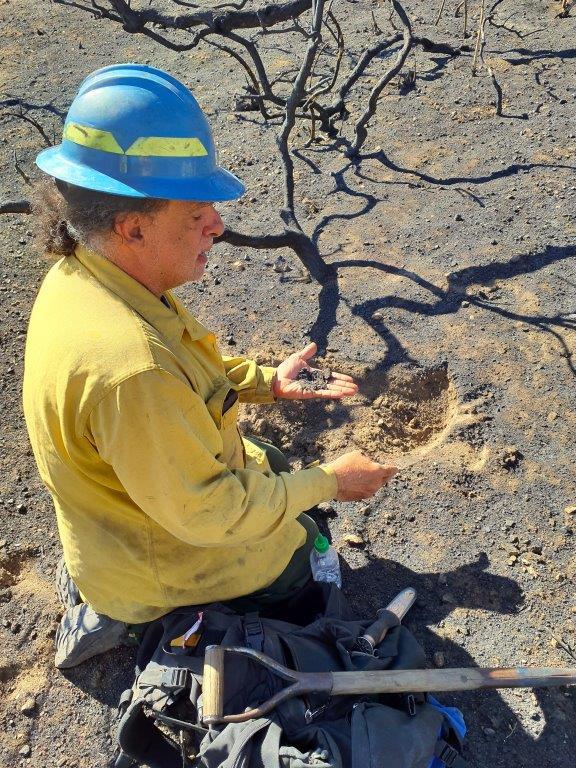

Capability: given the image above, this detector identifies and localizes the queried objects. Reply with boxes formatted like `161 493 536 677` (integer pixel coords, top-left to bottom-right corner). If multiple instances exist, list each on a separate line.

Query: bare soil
1 1 575 767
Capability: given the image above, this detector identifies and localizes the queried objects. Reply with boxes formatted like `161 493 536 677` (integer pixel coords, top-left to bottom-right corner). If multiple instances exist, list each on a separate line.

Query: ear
113 211 147 250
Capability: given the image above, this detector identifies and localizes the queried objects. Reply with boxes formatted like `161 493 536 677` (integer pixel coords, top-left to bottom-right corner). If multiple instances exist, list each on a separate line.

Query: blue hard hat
36 63 245 201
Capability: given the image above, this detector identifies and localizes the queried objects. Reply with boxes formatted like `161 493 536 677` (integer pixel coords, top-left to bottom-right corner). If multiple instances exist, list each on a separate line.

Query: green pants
226 437 319 613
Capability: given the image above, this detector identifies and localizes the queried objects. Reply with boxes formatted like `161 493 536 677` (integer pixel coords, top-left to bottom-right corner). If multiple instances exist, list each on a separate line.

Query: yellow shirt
23 246 337 623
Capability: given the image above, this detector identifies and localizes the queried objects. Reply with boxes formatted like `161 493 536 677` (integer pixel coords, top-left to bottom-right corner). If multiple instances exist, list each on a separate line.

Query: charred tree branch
214 0 249 9
278 0 325 215
203 38 275 120
219 228 291 249
100 0 313 34
326 34 403 118
304 10 344 102
471 0 486 75
0 199 31 214
348 0 413 157
488 67 503 115
53 0 122 22
224 30 279 102
274 0 334 282
1 110 53 147
413 35 468 55
220 227 333 283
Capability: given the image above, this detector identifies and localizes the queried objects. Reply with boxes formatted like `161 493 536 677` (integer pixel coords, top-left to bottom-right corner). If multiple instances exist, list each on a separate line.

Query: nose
204 204 225 238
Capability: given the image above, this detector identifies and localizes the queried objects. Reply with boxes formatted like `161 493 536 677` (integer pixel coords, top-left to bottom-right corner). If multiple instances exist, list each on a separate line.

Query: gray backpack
115 585 466 768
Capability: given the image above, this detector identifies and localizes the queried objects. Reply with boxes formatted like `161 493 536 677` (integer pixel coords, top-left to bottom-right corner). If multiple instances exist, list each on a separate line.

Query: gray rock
441 592 456 604
433 651 445 667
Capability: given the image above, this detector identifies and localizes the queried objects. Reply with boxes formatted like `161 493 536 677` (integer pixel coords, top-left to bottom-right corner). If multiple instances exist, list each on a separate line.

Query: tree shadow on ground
502 46 576 65
338 552 576 766
307 243 576 376
368 153 576 186
0 98 67 118
418 55 453 83
301 149 575 370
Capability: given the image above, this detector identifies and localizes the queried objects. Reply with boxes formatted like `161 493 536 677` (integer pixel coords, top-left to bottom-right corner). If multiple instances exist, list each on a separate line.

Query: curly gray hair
32 179 167 257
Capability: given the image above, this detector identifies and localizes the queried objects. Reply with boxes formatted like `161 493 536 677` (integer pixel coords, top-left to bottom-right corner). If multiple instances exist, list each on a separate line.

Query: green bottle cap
314 534 330 553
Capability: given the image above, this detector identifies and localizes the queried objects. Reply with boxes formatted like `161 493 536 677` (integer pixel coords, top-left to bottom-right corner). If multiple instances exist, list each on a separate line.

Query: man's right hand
327 450 398 501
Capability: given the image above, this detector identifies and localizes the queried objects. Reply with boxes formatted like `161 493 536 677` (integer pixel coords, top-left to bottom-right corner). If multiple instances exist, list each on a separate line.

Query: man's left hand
272 342 358 400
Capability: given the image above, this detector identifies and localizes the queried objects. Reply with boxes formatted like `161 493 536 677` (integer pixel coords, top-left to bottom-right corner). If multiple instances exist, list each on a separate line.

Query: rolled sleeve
222 355 276 403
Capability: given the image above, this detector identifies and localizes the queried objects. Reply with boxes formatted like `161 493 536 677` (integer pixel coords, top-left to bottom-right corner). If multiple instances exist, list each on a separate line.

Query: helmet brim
36 145 245 202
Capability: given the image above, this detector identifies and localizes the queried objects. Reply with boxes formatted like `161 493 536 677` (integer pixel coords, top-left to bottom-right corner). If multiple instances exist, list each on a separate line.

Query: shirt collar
73 246 211 343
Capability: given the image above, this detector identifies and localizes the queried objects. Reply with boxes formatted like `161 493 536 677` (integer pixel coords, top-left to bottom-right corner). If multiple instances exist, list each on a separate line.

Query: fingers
328 371 355 384
327 375 358 394
329 451 397 501
314 385 357 399
311 373 358 399
298 342 317 361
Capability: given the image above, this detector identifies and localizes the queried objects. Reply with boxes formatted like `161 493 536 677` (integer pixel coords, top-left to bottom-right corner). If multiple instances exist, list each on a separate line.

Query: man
23 64 396 668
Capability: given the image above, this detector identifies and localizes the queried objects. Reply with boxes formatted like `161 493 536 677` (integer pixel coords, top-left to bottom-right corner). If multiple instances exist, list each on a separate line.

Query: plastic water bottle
310 534 341 588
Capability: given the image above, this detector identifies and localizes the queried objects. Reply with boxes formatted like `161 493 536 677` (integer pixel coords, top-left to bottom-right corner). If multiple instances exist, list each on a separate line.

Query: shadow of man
340 552 576 767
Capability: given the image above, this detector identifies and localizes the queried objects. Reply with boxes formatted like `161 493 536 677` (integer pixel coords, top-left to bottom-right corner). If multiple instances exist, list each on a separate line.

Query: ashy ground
0 0 575 766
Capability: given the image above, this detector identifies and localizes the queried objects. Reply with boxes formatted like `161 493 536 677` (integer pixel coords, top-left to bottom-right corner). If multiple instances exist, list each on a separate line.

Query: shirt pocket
205 380 244 469
205 380 239 430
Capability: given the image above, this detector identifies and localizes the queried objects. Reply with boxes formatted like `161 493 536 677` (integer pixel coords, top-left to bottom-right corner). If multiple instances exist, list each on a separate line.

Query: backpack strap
138 663 191 692
133 660 201 713
260 719 283 768
434 739 469 768
244 612 265 651
116 697 189 768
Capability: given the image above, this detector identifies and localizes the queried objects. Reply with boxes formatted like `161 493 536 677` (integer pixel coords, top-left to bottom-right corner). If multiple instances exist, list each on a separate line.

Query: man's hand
327 450 398 501
272 342 358 400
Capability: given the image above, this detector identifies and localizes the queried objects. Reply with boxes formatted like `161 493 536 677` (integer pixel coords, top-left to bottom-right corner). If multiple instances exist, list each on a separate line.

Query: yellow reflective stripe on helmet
63 122 124 154
63 122 208 158
126 136 208 157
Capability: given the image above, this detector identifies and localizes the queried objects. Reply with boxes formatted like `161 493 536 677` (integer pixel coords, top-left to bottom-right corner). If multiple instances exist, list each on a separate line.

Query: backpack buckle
401 693 417 717
244 613 265 651
304 703 327 724
438 743 460 767
161 668 190 690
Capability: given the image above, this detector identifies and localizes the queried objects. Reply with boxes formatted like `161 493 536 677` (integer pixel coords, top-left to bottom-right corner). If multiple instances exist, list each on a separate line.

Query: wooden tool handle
203 645 226 724
201 643 576 725
331 666 576 696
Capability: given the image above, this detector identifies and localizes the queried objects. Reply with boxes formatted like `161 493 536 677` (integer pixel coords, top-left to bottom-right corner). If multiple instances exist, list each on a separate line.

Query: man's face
143 200 225 290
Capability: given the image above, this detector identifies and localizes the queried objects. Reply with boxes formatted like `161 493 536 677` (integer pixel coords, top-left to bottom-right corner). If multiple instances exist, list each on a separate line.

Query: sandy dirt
0 1 575 766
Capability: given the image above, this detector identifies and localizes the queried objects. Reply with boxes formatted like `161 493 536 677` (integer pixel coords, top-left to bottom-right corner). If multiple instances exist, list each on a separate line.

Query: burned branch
471 0 486 75
348 0 413 157
0 200 31 215
54 0 314 34
471 0 524 118
489 68 504 116
1 107 53 147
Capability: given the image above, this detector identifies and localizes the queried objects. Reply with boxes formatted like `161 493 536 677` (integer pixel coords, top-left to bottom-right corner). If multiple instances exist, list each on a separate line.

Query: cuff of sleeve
281 465 338 516
237 365 277 404
260 366 277 400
